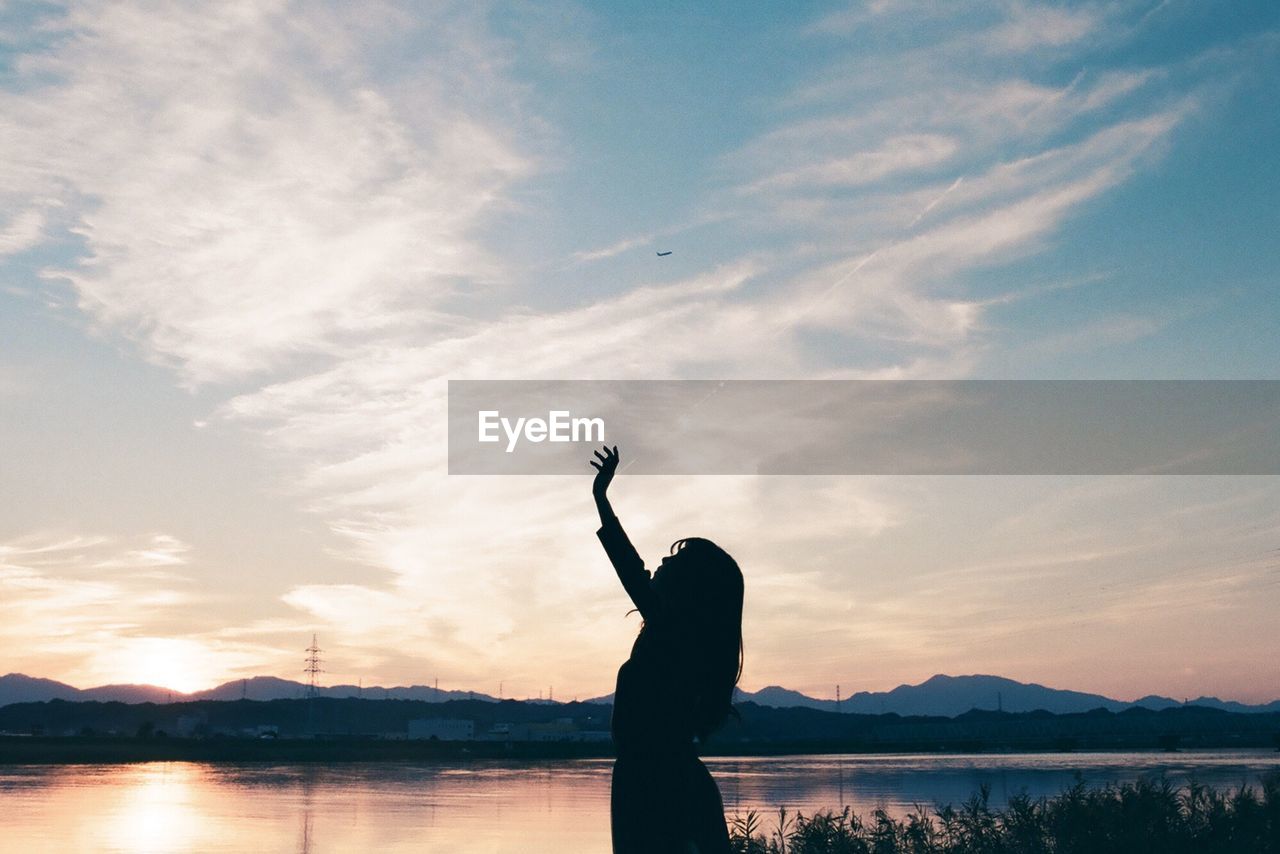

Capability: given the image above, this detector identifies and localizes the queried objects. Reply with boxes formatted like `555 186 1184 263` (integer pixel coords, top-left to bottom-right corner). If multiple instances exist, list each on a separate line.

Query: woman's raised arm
590 446 658 619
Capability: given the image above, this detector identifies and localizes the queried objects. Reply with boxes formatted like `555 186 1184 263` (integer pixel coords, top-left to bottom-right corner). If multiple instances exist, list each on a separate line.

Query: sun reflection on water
101 764 216 854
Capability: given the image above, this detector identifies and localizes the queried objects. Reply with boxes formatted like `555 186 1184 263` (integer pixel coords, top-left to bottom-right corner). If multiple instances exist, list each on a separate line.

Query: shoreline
3 735 1278 766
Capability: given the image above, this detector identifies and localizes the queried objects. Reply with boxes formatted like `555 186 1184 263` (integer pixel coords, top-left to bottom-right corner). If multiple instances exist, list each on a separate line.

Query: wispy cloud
742 134 959 194
570 233 655 263
91 534 191 569
0 209 46 256
985 3 1098 52
0 1 532 385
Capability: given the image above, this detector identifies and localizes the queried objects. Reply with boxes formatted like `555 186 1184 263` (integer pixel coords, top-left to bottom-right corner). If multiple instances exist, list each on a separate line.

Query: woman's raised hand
589 445 620 498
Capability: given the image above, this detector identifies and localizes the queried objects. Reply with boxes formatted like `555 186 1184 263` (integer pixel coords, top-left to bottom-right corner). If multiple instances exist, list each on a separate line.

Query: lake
3 751 1278 852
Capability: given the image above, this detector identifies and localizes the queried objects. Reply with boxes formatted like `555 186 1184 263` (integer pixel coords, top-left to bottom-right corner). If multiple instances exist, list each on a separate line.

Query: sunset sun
115 639 217 696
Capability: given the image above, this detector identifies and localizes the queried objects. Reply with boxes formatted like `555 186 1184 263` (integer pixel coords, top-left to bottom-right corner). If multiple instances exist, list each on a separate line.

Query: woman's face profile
653 553 675 587
653 551 689 595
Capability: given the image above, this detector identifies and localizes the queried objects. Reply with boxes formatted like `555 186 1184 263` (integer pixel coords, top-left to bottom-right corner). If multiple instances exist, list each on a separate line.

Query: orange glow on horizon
103 638 228 695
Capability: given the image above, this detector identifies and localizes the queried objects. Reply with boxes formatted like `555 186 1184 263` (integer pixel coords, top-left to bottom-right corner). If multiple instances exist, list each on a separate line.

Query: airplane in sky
656 251 672 257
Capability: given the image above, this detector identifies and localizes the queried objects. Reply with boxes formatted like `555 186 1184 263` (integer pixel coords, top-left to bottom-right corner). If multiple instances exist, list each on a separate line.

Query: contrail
908 175 964 228
773 173 966 335
1137 0 1171 28
812 246 885 305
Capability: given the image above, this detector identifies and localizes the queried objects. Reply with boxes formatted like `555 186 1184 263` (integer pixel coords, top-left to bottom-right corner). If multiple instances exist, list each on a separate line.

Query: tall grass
728 772 1280 853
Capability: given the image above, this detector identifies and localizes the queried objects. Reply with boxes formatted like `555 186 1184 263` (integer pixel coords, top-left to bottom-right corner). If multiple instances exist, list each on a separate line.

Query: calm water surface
3 750 1278 853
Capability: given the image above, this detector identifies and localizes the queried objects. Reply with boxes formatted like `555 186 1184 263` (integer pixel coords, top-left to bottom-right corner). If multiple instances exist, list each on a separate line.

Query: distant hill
754 675 1280 717
744 676 1151 715
191 676 307 701
838 674 1124 716
0 674 80 706
4 672 1277 714
80 684 178 704
1171 695 1280 715
593 676 1280 716
585 685 840 707
0 673 498 707
831 675 1280 717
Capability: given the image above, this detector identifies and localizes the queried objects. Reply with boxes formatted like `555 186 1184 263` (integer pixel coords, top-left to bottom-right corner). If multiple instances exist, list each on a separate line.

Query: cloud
570 233 655 263
0 531 273 688
91 534 191 569
0 1 532 385
807 0 1099 54
985 3 1098 52
0 209 46 256
742 134 958 193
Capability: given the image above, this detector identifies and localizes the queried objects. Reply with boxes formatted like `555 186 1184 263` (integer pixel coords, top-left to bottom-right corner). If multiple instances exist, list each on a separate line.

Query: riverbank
4 734 1280 765
0 735 612 764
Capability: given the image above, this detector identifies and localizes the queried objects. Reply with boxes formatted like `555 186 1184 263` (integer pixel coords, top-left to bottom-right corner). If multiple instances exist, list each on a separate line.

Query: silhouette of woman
590 445 743 854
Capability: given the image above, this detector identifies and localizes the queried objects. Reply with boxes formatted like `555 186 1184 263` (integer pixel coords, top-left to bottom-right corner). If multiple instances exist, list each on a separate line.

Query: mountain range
3 672 1277 716
0 674 496 707
733 675 1280 716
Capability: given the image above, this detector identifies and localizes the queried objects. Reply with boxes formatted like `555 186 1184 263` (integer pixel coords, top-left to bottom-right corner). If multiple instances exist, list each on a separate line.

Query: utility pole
836 684 841 714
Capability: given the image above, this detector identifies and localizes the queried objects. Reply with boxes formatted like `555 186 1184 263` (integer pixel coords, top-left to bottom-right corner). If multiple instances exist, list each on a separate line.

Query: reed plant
728 771 1280 853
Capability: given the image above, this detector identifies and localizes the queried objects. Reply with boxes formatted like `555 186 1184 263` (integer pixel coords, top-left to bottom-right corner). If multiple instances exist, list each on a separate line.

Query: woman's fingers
594 449 608 463
589 461 601 471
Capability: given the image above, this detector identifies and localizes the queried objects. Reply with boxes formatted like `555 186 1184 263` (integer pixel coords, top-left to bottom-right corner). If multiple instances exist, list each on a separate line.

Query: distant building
482 718 607 743
525 718 580 742
175 712 208 737
407 718 475 741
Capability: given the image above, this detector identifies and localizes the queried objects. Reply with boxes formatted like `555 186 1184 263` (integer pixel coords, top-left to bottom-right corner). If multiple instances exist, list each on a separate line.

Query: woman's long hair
658 537 744 741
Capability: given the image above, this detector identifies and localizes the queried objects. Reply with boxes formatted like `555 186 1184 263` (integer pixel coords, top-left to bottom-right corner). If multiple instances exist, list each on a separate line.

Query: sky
1 0 1278 702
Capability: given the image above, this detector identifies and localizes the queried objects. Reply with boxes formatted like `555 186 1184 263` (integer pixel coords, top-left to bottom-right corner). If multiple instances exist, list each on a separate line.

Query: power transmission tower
304 634 323 736
304 634 324 698
836 684 841 714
